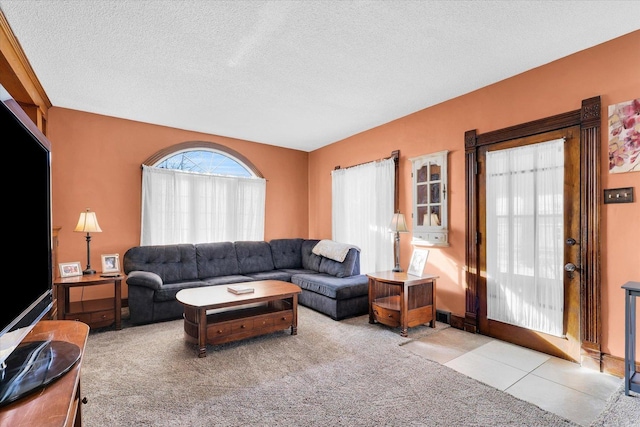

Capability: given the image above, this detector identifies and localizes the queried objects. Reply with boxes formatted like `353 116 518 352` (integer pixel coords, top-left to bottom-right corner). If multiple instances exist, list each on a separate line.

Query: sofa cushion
269 238 304 269
301 239 322 271
196 242 240 278
123 244 198 284
279 268 318 276
234 241 275 274
317 247 358 278
291 273 369 300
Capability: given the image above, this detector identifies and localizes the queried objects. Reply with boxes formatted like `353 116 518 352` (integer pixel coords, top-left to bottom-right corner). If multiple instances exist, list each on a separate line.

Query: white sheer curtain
332 158 395 274
140 165 266 245
485 138 564 337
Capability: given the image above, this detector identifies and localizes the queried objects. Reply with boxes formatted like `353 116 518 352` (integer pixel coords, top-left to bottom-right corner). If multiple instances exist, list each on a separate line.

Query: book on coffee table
227 284 255 294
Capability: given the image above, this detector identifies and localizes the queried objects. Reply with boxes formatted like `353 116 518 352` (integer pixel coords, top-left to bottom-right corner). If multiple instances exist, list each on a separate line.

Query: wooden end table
367 271 438 337
54 273 123 330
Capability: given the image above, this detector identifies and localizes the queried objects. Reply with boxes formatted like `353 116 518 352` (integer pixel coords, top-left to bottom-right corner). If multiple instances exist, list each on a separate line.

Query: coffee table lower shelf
183 300 296 357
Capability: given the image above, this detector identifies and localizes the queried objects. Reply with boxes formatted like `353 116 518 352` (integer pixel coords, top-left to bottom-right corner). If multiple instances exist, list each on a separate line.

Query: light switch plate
603 187 634 204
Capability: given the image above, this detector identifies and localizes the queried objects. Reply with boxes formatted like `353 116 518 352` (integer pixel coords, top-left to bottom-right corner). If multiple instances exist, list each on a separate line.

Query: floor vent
436 309 451 324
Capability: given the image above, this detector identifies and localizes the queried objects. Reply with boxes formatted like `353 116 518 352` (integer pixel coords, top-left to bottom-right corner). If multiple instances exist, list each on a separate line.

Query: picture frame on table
59 261 83 278
101 254 120 273
407 248 429 277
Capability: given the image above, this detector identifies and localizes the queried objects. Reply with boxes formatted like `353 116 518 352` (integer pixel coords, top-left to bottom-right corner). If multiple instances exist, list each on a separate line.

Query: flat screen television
0 84 80 407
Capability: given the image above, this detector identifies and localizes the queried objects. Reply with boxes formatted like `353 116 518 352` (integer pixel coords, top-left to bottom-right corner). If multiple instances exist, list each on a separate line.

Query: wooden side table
54 273 123 330
367 271 437 337
622 280 640 396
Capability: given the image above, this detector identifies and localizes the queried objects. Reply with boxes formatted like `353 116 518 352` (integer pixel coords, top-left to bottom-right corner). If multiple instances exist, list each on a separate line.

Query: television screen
0 84 74 407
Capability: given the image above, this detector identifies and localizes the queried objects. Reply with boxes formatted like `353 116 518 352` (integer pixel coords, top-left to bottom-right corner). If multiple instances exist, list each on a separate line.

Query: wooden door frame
464 96 602 370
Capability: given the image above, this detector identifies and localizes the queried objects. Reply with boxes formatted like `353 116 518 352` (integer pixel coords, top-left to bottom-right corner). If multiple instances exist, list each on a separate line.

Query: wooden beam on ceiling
0 9 51 131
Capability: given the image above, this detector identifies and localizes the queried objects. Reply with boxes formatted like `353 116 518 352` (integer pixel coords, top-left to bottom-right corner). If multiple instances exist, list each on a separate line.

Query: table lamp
74 208 102 275
389 212 409 272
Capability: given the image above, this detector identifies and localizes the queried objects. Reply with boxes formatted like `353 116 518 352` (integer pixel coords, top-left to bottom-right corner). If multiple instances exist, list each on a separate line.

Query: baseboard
449 313 465 330
602 353 639 379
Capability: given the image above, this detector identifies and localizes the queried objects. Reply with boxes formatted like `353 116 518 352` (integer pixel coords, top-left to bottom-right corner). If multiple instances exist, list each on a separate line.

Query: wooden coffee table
176 280 301 357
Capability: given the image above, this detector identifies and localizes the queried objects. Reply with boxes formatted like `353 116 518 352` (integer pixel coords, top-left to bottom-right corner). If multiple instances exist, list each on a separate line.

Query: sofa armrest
126 271 163 290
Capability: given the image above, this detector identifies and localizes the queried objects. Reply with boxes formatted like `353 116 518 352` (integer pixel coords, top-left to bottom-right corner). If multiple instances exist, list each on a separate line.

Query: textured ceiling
1 1 639 152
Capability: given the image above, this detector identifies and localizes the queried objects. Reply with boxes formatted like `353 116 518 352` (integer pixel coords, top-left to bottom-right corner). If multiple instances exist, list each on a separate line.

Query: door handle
564 262 580 278
566 238 579 246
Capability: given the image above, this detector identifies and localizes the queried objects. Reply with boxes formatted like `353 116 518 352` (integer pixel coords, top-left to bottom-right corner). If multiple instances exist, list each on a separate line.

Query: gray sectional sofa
122 238 369 325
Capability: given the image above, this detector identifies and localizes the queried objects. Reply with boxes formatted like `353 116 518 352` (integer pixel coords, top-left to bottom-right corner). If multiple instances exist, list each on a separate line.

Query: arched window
155 149 255 177
140 142 266 245
142 141 263 177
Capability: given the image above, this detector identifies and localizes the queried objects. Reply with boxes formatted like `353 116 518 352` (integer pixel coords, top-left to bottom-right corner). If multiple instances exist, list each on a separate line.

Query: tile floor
403 327 622 426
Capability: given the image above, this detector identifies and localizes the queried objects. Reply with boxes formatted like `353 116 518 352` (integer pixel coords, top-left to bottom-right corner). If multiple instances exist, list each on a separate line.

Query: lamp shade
423 212 441 227
389 212 409 233
74 208 102 233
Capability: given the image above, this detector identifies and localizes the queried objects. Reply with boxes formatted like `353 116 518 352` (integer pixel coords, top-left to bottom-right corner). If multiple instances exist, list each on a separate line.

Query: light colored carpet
82 306 587 426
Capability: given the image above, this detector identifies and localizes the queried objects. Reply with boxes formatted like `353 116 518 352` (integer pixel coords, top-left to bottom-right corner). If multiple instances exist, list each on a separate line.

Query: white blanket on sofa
312 240 360 263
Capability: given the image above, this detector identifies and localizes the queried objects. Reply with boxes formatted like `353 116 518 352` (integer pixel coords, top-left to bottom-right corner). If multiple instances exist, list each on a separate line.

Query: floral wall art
608 98 640 174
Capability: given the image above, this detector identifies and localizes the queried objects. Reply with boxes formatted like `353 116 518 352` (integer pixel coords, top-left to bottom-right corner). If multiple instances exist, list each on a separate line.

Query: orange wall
46 31 638 363
47 110 308 301
309 30 640 361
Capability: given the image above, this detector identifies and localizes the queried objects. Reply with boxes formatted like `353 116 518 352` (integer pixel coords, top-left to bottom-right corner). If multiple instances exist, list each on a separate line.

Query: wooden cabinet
367 271 437 337
0 320 89 427
409 150 449 247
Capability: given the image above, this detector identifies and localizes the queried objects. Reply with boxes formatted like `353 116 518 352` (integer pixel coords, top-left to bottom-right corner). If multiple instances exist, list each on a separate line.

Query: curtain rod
334 150 399 170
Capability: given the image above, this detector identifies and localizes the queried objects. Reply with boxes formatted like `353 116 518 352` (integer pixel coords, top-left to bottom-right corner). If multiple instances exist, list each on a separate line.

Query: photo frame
407 248 429 277
59 261 82 278
101 254 120 273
